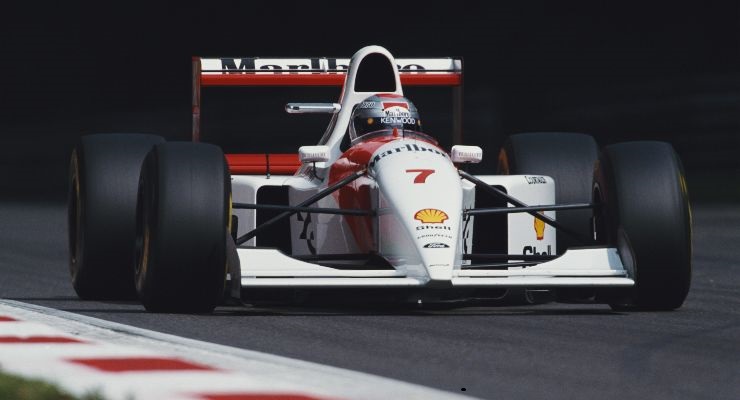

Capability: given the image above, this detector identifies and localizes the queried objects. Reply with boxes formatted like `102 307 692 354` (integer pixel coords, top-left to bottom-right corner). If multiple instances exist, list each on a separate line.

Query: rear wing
192 56 464 143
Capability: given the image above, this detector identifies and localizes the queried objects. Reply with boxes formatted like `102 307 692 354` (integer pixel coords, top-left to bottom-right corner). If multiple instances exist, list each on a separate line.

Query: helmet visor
352 114 423 138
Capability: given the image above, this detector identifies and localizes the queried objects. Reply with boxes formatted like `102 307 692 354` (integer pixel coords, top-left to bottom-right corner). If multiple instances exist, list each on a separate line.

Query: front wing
237 247 634 289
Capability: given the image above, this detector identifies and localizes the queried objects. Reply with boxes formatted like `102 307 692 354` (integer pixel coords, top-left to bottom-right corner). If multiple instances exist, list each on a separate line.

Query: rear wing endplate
192 56 464 143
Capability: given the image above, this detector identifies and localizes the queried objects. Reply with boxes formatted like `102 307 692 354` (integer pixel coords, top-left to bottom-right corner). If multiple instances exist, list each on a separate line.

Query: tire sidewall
68 133 164 300
593 142 692 310
136 142 229 313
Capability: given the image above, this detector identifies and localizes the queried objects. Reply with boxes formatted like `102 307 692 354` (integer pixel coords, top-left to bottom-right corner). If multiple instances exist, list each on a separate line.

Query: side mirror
451 145 483 164
286 103 341 114
298 145 331 163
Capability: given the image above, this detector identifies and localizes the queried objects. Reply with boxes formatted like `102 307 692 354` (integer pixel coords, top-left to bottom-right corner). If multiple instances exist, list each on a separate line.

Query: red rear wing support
191 55 464 146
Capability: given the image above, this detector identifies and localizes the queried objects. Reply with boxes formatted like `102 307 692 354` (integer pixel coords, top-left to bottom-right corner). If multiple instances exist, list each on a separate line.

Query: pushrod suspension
233 203 373 216
465 203 593 216
236 170 365 245
458 170 593 245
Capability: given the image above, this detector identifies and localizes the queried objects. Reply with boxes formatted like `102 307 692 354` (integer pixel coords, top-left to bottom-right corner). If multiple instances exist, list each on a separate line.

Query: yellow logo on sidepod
534 213 545 240
414 209 449 224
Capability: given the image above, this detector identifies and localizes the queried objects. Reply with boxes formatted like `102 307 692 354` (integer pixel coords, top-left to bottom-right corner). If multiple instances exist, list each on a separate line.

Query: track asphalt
1 201 738 399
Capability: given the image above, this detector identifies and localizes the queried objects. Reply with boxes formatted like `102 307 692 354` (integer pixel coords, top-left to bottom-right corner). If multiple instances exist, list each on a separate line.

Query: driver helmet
349 94 423 143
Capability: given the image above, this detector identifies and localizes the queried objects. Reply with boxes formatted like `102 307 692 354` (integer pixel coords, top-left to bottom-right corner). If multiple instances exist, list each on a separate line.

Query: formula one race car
68 46 692 313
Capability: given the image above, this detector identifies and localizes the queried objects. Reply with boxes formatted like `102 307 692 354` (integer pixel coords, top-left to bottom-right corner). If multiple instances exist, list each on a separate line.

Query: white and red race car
68 46 692 312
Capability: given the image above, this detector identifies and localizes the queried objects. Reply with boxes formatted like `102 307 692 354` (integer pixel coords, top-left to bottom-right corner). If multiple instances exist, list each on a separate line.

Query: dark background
2 1 739 201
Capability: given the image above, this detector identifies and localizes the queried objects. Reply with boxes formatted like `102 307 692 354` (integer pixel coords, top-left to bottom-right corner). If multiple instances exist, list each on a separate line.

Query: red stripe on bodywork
0 336 85 343
401 73 461 86
67 357 216 372
327 137 397 252
327 136 445 251
200 73 461 87
0 316 17 322
197 394 331 400
226 154 301 175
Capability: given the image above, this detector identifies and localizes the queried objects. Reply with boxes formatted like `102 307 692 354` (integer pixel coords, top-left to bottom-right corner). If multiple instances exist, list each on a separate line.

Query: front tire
136 142 230 313
593 141 692 310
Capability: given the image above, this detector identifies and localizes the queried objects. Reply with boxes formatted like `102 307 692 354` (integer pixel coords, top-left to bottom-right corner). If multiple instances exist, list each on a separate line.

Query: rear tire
498 132 598 254
135 142 230 313
498 132 598 303
69 134 164 300
593 141 692 310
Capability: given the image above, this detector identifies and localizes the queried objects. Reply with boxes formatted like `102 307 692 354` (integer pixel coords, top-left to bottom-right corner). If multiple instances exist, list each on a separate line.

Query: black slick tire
593 141 692 310
69 133 164 300
498 132 599 303
497 132 598 254
135 142 230 313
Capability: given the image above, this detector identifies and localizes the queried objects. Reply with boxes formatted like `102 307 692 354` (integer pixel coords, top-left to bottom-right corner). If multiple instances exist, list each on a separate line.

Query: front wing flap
238 247 633 288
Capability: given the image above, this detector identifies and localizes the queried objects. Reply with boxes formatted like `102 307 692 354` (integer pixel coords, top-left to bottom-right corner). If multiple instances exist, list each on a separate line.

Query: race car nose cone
371 139 461 284
425 262 454 282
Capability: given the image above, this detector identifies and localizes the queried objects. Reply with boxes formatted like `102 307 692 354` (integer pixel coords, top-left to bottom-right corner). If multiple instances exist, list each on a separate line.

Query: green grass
0 372 105 400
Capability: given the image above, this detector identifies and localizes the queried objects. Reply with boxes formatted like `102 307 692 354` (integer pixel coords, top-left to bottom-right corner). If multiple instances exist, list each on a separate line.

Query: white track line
0 299 476 400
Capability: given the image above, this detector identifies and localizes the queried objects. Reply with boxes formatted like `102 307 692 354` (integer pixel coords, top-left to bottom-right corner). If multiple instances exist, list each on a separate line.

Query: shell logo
534 213 546 240
414 209 449 224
